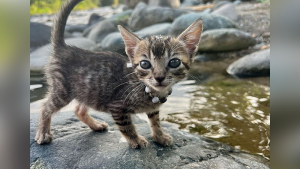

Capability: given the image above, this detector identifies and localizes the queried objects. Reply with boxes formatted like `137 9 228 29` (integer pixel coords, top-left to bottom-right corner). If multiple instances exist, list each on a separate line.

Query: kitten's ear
177 19 203 58
118 25 141 60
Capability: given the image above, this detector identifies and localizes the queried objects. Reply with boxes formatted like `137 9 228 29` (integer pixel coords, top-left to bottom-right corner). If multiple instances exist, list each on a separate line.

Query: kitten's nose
155 76 165 83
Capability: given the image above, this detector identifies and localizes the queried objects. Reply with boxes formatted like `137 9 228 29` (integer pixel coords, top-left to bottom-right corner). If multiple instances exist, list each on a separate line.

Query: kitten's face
132 36 191 91
119 19 203 92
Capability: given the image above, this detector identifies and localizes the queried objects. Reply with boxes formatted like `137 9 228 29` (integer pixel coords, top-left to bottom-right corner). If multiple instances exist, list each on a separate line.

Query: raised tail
51 0 83 47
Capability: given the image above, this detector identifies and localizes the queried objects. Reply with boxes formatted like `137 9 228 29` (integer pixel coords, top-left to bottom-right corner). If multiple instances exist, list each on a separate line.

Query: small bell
152 97 159 103
145 86 151 93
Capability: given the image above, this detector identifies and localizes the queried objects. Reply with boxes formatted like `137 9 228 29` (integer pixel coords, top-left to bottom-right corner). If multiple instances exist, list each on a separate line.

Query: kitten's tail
51 0 83 47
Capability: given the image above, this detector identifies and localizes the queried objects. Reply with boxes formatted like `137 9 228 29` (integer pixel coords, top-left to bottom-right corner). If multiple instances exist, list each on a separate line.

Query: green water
30 58 270 159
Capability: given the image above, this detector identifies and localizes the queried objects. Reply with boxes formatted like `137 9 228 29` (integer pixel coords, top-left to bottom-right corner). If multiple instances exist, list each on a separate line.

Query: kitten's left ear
118 25 141 61
177 19 203 58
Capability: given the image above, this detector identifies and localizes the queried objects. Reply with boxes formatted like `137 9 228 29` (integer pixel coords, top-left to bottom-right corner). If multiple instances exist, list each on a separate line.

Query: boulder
86 10 133 43
212 0 231 11
124 0 149 9
212 2 238 21
98 23 172 54
168 13 237 37
65 24 88 33
227 49 270 77
148 0 181 8
30 22 73 48
180 0 202 7
30 110 270 169
88 13 105 26
30 38 97 73
128 2 186 31
198 28 256 52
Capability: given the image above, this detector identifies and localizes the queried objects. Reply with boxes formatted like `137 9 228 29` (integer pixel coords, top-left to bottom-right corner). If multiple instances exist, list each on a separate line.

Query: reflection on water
161 77 270 159
30 73 270 159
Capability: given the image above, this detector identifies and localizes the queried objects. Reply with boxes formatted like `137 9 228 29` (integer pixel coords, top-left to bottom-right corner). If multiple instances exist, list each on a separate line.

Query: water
30 58 270 160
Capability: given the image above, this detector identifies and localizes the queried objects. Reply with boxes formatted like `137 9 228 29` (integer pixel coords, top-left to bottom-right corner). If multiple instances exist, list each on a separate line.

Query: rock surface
148 0 181 8
212 2 238 21
86 10 133 43
30 38 96 72
227 48 270 77
198 28 256 52
180 0 201 7
97 23 171 53
128 2 186 31
168 13 237 36
30 110 270 169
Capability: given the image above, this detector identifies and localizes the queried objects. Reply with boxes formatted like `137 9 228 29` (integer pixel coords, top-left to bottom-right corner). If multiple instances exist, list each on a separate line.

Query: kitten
35 0 203 149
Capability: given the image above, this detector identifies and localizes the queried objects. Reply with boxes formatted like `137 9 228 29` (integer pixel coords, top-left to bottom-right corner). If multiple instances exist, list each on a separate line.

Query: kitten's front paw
35 130 53 145
90 121 108 131
128 135 148 149
153 133 173 146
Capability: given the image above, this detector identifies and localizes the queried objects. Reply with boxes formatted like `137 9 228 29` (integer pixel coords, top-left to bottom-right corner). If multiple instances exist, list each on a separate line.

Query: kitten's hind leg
35 93 71 144
74 104 108 131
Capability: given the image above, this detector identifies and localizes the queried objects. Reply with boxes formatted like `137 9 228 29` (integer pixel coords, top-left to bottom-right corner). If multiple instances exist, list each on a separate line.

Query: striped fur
35 0 202 148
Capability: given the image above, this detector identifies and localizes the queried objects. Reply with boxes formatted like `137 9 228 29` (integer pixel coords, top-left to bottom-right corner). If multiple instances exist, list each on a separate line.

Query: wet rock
148 0 181 8
212 0 231 11
30 38 96 72
30 22 73 49
212 2 238 21
88 13 105 26
124 0 149 9
97 23 171 54
65 24 88 33
198 28 256 52
86 10 132 43
30 110 270 169
128 2 186 31
227 49 270 77
180 0 201 7
168 13 237 36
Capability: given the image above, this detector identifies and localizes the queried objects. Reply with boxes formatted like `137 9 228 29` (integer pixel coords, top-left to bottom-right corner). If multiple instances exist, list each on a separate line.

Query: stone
128 2 186 31
198 28 256 52
180 0 202 7
212 3 238 21
148 0 181 8
30 110 270 168
212 0 231 11
88 13 105 26
168 13 237 36
97 23 171 54
65 24 88 33
86 10 133 43
30 38 97 72
124 0 149 9
227 49 270 77
30 22 73 49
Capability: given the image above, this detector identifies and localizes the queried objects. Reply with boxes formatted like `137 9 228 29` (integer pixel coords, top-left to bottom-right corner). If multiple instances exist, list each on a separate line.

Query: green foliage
30 0 101 15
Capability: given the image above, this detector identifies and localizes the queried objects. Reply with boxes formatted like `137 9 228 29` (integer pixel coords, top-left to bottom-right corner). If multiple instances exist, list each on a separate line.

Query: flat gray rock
168 13 237 36
128 2 186 31
30 111 270 169
97 23 172 54
212 2 238 21
198 28 256 52
148 0 181 8
227 49 270 77
30 38 96 72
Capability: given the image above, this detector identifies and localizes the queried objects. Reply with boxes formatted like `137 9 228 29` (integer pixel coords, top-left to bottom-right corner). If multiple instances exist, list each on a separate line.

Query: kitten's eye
140 60 151 69
168 58 181 68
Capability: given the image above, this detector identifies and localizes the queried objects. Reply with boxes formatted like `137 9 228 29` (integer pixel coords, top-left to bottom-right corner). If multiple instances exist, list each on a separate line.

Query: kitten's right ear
118 25 141 60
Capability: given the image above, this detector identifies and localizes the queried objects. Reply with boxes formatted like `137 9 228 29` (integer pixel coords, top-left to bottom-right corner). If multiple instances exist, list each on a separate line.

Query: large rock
124 0 149 9
86 10 133 43
148 0 181 8
180 0 202 7
128 2 186 31
30 38 97 72
168 13 237 36
227 49 270 77
65 24 88 33
30 22 74 49
98 23 172 53
212 2 238 21
30 110 270 168
198 29 256 52
88 13 105 26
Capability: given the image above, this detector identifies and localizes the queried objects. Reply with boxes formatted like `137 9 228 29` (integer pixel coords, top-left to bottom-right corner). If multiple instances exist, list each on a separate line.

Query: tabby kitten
35 0 203 149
